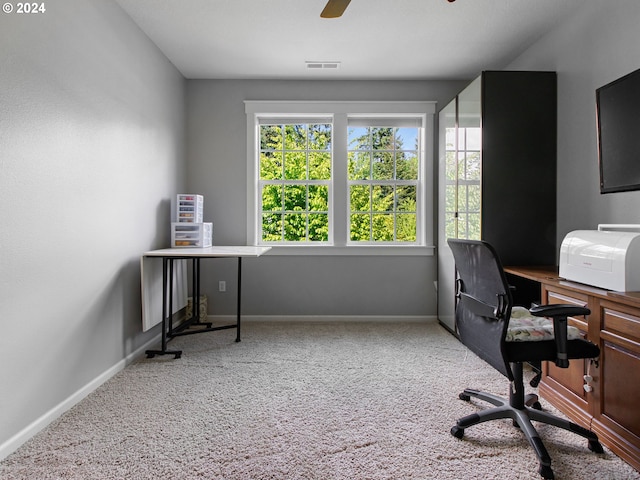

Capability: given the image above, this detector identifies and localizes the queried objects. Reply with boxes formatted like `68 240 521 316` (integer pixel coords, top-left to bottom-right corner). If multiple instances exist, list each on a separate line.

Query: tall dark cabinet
437 71 557 332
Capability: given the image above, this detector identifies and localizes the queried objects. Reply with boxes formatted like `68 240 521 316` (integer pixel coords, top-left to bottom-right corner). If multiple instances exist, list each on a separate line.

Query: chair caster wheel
531 401 542 411
588 439 604 454
538 465 555 479
459 393 471 401
451 426 464 439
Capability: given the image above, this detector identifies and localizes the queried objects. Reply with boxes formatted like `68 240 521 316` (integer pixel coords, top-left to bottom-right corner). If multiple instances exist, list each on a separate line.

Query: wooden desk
505 266 640 473
141 246 271 358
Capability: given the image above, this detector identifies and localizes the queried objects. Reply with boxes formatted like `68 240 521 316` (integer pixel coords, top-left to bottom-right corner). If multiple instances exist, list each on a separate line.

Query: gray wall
506 0 640 250
185 80 464 317
0 0 185 452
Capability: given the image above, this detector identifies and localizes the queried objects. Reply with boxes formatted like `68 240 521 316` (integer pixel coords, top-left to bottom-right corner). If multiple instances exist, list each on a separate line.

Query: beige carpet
2 320 639 479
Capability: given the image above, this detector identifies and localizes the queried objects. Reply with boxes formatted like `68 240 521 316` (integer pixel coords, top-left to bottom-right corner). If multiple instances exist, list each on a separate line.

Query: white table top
143 246 271 258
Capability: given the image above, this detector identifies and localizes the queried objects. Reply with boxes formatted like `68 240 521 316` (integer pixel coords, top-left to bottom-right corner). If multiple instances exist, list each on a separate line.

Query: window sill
259 245 435 256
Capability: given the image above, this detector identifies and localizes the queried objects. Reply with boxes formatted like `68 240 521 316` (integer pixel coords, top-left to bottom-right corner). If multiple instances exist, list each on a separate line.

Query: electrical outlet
218 281 226 292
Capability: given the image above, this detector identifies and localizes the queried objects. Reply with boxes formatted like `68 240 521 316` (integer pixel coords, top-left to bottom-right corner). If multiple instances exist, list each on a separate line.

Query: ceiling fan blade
321 0 351 18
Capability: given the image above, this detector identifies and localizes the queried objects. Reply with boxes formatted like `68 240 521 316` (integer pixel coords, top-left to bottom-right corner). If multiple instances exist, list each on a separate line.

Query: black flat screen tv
596 67 640 194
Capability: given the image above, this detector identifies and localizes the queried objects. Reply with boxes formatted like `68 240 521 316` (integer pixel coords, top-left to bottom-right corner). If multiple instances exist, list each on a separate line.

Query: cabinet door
598 304 640 452
543 288 592 406
437 100 458 331
437 77 482 332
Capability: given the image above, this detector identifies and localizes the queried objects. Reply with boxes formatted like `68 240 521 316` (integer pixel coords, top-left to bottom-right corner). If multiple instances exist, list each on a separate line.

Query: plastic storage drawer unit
176 194 204 223
171 222 212 247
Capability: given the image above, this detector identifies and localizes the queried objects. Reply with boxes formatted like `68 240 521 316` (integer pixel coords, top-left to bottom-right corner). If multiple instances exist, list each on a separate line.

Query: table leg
236 257 242 342
191 258 212 328
145 257 182 359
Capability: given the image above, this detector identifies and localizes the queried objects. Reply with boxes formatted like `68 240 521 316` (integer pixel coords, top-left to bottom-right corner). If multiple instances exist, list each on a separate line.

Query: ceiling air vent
306 61 341 70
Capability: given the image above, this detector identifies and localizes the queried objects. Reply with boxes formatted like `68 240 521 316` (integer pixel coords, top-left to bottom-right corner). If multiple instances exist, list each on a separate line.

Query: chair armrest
528 304 591 368
529 304 590 318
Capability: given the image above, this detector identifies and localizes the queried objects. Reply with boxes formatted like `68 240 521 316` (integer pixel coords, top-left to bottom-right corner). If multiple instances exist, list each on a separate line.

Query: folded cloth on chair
506 307 582 342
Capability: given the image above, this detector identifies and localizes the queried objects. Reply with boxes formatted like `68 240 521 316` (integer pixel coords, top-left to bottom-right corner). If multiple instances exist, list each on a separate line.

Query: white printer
559 225 640 291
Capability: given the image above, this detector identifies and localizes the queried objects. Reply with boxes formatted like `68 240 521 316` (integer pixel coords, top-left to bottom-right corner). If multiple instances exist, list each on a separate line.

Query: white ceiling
115 0 585 81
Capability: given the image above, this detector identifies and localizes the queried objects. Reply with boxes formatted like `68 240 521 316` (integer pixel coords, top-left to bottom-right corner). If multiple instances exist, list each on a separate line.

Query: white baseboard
207 314 437 323
0 333 161 461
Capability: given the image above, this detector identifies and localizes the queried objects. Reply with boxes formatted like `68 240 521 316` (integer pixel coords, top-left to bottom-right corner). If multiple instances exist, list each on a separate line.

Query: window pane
284 213 306 241
445 151 457 181
445 184 456 212
396 213 417 242
284 124 306 149
457 152 467 180
309 152 331 180
260 125 282 150
372 214 394 241
396 186 416 212
308 124 331 150
457 213 468 239
260 151 283 180
468 184 481 212
350 185 370 212
468 213 481 240
309 185 328 211
396 151 418 180
350 213 370 241
262 185 282 211
372 151 393 180
309 213 329 241
284 185 306 211
466 127 481 151
372 185 394 212
396 127 419 150
284 151 307 180
348 151 371 180
262 213 282 241
465 152 481 181
348 126 370 150
458 185 468 213
371 127 394 150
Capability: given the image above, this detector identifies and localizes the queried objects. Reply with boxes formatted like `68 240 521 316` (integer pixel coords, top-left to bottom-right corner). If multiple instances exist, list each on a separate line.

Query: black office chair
447 239 603 480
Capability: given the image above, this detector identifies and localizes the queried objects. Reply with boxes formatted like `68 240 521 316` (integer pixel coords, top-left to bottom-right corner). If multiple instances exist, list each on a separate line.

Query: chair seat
506 306 581 342
504 306 599 363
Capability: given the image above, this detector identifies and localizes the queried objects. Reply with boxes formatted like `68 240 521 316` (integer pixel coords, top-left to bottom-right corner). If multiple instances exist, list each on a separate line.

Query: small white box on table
176 194 204 223
171 222 212 248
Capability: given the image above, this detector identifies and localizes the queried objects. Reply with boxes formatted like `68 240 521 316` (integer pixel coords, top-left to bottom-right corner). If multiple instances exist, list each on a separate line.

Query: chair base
451 387 604 479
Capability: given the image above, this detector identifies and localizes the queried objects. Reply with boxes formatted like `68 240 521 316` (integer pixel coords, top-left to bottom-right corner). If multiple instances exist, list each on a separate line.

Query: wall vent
306 61 341 70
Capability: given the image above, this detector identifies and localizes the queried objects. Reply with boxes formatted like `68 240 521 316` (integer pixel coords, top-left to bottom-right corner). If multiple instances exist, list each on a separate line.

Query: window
259 122 332 243
245 101 435 255
348 123 420 243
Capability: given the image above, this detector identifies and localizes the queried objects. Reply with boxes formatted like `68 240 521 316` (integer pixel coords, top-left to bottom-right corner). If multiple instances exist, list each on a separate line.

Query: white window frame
245 101 436 256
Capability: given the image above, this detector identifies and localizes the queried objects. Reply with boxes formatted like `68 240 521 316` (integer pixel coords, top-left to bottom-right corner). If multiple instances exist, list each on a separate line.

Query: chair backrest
448 239 514 380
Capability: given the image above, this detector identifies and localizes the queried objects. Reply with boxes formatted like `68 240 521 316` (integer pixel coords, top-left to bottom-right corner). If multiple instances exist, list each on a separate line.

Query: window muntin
259 123 331 243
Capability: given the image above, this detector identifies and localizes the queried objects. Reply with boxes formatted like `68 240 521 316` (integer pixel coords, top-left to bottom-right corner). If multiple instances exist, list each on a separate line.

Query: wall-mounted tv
596 67 640 194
